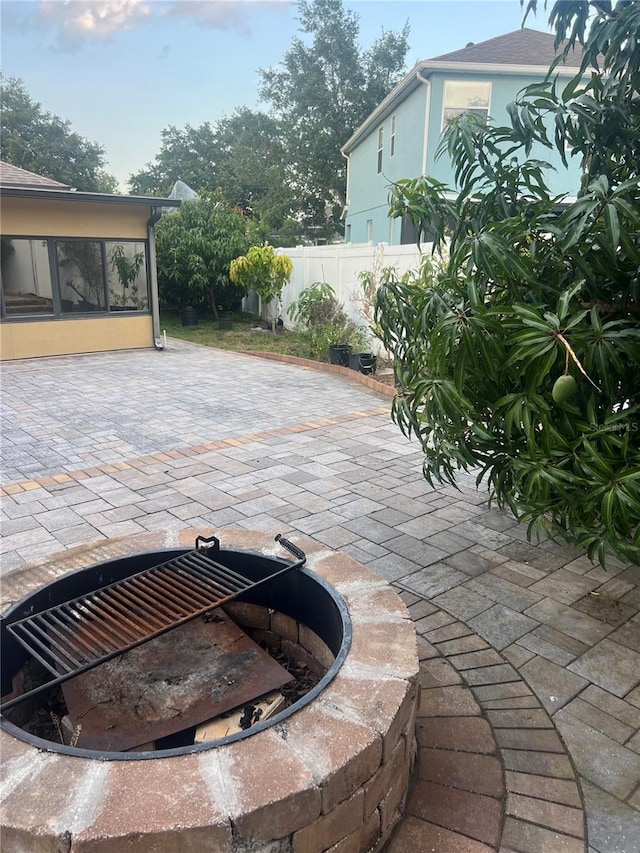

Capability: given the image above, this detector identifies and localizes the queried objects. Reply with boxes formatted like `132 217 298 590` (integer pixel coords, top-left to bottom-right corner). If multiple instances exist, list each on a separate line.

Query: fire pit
0 529 419 852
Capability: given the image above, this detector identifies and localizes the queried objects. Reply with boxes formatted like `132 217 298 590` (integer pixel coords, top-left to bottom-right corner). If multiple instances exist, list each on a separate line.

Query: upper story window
377 126 384 173
390 115 396 157
442 81 491 127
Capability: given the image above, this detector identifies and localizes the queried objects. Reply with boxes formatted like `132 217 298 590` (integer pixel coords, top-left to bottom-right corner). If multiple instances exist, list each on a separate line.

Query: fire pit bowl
0 529 419 852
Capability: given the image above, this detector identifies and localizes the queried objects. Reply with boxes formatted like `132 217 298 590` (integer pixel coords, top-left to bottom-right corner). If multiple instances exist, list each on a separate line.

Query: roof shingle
0 161 71 190
429 28 583 69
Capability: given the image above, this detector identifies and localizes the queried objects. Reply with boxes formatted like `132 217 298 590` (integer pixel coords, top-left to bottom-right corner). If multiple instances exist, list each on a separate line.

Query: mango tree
155 193 250 317
229 245 293 332
375 0 640 566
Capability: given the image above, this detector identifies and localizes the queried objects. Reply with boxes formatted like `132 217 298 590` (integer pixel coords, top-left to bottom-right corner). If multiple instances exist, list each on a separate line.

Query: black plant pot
329 344 352 366
180 308 199 327
218 317 233 330
348 351 373 372
358 354 377 375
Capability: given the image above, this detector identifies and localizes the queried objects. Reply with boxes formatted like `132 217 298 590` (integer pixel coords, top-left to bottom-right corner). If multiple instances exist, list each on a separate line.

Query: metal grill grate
1 534 305 712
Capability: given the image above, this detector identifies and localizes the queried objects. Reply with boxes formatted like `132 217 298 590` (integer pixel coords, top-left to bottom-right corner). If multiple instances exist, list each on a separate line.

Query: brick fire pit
0 529 420 852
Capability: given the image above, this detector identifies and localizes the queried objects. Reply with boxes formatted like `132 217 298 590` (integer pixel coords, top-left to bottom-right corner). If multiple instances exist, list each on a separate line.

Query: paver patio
1 340 639 852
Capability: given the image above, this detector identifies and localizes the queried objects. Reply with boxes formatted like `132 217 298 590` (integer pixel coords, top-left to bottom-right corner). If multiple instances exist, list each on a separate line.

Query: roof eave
342 63 424 155
419 59 579 76
0 187 182 207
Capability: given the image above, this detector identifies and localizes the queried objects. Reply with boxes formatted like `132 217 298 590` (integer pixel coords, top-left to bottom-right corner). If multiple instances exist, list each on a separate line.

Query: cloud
1 0 292 48
38 0 153 44
167 1 290 33
167 1 250 32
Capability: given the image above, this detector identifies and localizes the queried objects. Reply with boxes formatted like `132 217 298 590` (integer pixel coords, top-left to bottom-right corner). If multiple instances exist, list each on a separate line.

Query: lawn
160 311 395 386
160 312 319 359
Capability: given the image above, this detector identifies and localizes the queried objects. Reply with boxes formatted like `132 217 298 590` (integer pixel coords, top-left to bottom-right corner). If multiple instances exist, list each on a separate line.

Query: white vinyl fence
275 243 423 333
241 242 428 354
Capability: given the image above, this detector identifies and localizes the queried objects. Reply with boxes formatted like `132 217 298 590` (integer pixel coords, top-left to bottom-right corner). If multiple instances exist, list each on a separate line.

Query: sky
1 0 555 190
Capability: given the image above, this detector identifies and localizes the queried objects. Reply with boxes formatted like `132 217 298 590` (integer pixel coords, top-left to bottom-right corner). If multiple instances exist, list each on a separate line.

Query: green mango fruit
552 374 577 403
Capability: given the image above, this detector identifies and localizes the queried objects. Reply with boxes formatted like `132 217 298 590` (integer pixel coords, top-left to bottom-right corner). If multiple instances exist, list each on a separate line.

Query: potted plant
180 306 199 326
329 343 352 366
288 282 369 364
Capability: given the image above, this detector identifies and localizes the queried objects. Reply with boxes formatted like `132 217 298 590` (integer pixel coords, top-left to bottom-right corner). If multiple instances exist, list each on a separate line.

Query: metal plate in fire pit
61 611 293 752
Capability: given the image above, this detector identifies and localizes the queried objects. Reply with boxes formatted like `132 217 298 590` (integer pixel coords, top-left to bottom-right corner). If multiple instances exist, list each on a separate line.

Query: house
0 161 181 360
341 28 583 246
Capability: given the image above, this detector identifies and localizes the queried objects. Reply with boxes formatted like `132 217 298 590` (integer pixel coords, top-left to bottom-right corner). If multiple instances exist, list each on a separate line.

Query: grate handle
275 534 306 563
195 534 220 552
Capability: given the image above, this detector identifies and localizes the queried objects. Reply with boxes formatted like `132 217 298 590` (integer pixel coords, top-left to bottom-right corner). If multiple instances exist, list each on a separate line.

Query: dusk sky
1 1 554 190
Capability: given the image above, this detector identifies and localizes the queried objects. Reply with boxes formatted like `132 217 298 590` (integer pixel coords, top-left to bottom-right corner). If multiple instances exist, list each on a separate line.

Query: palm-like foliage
376 1 640 565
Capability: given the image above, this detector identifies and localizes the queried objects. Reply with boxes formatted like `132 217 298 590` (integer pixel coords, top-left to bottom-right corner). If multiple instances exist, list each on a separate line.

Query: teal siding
344 70 583 246
346 84 427 245
426 72 581 195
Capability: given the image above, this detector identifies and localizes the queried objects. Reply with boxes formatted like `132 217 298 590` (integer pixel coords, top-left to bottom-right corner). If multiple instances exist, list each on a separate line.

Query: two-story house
341 28 583 246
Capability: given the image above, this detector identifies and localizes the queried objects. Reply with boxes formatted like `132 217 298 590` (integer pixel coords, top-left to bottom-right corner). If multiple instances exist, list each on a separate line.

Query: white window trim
441 80 492 131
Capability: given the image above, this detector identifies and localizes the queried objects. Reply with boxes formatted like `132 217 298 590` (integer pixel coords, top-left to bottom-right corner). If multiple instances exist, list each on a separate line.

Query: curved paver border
388 591 587 852
239 349 398 397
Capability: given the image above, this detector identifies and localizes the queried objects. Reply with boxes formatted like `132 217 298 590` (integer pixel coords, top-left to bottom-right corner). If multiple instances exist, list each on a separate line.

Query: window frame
377 126 384 174
1 236 151 321
441 80 492 130
390 115 396 157
0 236 57 318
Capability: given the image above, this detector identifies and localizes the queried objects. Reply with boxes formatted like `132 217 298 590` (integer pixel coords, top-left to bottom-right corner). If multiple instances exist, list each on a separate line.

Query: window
345 224 352 243
377 126 384 174
1 237 149 318
400 216 418 246
57 240 106 313
390 115 396 157
107 242 148 310
367 220 373 244
1 238 54 316
442 81 491 127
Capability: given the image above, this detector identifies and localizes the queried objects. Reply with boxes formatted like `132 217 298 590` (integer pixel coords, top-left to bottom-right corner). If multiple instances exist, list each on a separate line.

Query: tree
0 75 117 192
229 245 293 331
259 0 410 238
215 109 294 238
129 1 409 241
129 110 296 241
375 0 640 565
128 122 220 197
155 193 250 317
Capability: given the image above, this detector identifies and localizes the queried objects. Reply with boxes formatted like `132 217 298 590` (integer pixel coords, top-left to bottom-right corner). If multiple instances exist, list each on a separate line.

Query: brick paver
1 342 639 852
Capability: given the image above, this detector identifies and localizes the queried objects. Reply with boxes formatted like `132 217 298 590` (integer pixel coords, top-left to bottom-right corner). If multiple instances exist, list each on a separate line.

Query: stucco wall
0 315 154 360
3 197 149 239
346 84 427 246
425 71 582 194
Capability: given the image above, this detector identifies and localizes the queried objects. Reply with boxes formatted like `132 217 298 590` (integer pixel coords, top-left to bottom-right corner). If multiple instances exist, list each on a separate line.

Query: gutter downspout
341 147 350 239
416 69 432 176
147 206 164 351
